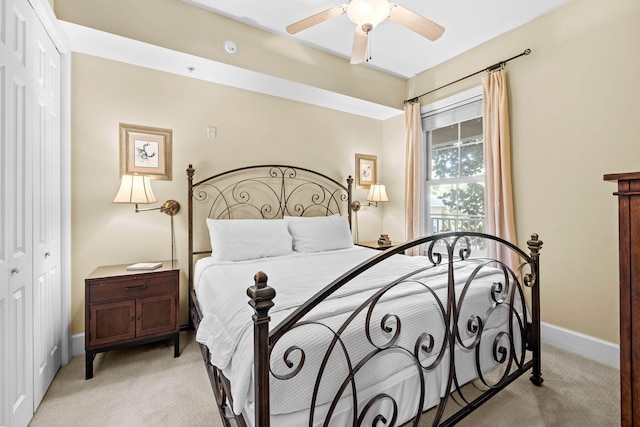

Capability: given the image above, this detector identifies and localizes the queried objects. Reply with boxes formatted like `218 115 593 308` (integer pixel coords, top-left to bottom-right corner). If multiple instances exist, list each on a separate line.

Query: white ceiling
183 0 569 79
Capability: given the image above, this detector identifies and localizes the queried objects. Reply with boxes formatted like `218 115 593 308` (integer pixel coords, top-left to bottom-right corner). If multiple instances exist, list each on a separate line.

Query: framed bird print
119 123 172 180
355 153 376 189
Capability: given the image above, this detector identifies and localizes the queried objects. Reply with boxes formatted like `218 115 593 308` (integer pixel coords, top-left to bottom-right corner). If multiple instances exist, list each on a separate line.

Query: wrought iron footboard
247 232 543 427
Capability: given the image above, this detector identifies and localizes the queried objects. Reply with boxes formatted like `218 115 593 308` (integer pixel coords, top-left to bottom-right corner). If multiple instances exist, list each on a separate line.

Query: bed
186 164 543 427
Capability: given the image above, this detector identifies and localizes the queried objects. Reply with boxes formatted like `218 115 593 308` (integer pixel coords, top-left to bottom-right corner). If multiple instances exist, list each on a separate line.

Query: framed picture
355 153 377 189
119 123 172 180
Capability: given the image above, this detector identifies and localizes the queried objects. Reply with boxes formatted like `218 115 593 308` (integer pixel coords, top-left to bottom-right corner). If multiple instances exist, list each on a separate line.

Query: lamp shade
366 184 389 203
113 174 157 204
347 0 390 29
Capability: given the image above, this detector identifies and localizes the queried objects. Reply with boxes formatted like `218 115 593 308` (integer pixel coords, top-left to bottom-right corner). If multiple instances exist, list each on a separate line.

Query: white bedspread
196 247 377 367
195 247 519 417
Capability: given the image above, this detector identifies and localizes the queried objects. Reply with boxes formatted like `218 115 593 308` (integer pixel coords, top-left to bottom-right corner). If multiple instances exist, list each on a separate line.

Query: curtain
483 69 518 268
404 101 423 256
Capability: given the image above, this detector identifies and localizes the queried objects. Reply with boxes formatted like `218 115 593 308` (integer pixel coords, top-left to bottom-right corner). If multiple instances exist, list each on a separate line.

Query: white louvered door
31 12 61 408
1 0 35 425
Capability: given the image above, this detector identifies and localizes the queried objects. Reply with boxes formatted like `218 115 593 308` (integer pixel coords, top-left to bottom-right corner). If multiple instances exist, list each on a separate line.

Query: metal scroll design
267 233 539 426
191 165 349 220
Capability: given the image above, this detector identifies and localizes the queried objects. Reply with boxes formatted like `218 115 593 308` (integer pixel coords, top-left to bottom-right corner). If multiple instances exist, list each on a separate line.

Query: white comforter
195 246 517 416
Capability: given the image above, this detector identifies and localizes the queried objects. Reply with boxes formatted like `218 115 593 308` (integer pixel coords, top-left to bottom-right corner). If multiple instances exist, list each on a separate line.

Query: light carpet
29 331 619 426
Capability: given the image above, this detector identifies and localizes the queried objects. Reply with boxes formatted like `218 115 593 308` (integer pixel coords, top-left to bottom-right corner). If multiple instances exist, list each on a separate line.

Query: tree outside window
426 112 485 250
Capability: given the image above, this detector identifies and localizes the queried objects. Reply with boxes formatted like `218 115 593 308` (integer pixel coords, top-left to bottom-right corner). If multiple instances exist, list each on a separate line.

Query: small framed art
355 153 377 189
119 123 173 180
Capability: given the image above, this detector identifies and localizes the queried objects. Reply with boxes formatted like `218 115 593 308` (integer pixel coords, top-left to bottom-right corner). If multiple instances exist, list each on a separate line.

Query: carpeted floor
29 331 619 426
29 332 217 427
452 340 619 427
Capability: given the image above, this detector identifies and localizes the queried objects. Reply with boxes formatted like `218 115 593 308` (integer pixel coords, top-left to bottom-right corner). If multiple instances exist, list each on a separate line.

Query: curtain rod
404 48 531 104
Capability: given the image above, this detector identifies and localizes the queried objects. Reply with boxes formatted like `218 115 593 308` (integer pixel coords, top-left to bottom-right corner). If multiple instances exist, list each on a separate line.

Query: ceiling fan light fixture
347 0 390 29
285 0 444 66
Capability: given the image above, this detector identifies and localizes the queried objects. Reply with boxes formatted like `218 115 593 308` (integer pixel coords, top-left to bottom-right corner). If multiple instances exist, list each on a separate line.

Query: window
422 89 484 249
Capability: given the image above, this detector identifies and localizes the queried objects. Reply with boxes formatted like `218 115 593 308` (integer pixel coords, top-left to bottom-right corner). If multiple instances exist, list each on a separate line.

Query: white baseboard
541 322 619 369
72 324 620 369
72 333 84 357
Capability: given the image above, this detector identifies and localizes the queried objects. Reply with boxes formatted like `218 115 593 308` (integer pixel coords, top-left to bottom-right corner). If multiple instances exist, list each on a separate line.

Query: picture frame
355 153 377 189
119 123 173 180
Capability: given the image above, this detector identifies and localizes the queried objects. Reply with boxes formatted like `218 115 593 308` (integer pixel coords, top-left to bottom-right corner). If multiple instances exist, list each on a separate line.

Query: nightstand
84 261 180 379
357 241 403 251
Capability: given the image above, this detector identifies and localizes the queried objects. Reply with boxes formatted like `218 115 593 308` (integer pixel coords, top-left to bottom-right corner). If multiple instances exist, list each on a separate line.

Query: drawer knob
11 267 20 275
44 251 51 258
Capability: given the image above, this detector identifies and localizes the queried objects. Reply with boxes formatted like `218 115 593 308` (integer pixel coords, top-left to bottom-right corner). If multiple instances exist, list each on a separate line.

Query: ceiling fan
286 0 445 64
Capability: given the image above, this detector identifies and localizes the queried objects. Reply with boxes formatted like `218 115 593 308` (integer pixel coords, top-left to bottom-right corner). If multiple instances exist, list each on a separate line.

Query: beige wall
57 0 401 335
69 53 386 333
55 0 405 109
382 0 640 344
61 0 640 345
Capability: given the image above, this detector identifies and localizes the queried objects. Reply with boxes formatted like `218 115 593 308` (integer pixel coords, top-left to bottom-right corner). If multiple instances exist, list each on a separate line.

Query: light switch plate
207 126 216 139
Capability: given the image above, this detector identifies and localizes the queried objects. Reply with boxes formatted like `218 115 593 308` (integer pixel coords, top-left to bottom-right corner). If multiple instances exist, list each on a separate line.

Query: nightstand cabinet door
90 300 136 346
137 294 177 337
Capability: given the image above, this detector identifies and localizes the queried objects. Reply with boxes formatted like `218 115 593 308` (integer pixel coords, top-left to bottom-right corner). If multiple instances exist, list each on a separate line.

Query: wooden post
247 271 275 427
527 233 543 386
604 171 640 427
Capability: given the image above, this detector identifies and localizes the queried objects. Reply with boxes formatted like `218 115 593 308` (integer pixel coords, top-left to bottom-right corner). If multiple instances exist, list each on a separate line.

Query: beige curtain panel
483 69 519 269
404 101 423 256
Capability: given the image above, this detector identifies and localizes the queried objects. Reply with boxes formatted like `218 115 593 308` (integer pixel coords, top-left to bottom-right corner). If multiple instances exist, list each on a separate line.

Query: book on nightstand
377 234 392 246
126 262 163 271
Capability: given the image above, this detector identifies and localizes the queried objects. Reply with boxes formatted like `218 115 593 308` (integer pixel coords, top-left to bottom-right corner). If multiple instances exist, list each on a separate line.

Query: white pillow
206 218 293 262
286 215 354 253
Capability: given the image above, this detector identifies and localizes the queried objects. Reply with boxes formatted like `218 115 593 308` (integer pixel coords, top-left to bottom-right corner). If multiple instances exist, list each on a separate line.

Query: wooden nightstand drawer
89 273 177 304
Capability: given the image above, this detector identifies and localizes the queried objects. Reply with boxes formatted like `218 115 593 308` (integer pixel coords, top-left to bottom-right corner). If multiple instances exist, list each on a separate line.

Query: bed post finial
248 272 275 312
527 233 542 258
247 271 275 427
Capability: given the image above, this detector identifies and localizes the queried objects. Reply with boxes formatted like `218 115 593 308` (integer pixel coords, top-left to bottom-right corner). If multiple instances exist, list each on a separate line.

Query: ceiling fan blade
388 4 444 41
286 5 347 34
350 25 368 64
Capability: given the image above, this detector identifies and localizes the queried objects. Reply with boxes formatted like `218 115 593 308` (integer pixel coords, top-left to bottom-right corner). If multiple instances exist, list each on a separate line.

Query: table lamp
113 174 180 267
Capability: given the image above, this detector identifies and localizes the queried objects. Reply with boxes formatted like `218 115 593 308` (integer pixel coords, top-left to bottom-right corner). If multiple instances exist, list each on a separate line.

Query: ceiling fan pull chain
367 32 372 62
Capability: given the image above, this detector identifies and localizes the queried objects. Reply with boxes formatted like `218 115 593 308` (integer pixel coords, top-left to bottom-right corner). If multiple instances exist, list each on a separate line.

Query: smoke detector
222 40 238 56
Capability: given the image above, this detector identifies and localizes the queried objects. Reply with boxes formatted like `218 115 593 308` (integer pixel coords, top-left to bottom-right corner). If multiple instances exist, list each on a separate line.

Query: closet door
31 17 61 409
1 0 34 425
0 0 9 423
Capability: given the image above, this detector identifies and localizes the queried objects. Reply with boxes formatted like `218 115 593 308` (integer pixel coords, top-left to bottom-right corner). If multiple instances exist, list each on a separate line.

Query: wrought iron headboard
187 164 353 294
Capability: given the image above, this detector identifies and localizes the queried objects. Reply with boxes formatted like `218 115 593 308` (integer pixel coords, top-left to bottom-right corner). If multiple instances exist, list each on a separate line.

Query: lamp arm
135 204 161 213
135 200 181 216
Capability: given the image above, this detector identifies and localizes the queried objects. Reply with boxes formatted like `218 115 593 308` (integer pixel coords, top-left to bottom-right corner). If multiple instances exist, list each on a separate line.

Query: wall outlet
207 126 216 139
